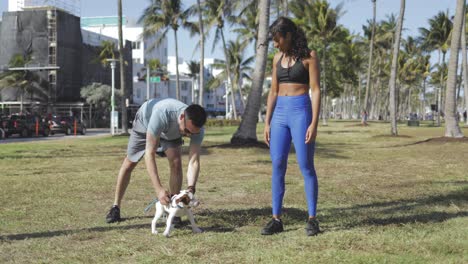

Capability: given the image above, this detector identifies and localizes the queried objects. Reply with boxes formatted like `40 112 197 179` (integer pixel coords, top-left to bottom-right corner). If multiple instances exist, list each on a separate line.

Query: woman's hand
305 125 317 144
264 124 271 147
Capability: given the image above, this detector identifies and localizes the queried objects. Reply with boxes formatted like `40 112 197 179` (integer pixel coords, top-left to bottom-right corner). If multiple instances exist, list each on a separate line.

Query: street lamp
106 58 119 135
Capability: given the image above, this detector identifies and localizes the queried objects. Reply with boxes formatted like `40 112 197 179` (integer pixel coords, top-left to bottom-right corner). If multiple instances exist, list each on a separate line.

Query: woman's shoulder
273 52 283 62
303 50 318 65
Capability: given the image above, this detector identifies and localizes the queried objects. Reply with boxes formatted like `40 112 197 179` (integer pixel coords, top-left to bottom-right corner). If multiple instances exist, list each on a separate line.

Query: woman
262 17 321 236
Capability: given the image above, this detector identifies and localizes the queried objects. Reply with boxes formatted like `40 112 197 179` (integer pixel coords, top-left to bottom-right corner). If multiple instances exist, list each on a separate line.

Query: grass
0 121 467 263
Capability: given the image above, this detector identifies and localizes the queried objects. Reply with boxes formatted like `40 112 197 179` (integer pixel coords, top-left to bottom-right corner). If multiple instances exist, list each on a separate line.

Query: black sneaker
172 216 183 228
261 219 284 235
106 205 121 223
305 218 320 236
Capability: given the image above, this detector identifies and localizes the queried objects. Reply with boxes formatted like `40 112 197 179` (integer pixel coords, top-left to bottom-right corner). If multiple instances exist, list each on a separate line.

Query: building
81 16 168 105
0 2 132 115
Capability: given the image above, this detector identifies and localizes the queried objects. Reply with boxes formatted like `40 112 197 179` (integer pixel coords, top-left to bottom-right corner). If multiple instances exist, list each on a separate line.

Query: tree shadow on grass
320 187 468 229
3 189 465 241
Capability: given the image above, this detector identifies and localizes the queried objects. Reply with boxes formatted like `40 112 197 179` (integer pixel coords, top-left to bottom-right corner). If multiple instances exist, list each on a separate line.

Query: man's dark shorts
126 129 183 162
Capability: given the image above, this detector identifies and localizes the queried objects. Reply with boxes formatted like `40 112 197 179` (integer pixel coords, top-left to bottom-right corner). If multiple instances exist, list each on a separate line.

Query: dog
151 189 203 237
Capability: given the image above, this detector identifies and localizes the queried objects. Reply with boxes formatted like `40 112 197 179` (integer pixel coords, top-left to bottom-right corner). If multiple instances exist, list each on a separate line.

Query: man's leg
164 146 183 227
165 147 183 194
106 157 138 223
113 157 138 206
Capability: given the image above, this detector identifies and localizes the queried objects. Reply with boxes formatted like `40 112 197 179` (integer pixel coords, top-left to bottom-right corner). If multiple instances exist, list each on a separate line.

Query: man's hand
188 185 196 194
157 189 170 205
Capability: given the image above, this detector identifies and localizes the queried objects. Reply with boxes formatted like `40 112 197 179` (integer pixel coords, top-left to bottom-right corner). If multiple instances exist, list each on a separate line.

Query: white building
8 0 81 17
81 16 168 105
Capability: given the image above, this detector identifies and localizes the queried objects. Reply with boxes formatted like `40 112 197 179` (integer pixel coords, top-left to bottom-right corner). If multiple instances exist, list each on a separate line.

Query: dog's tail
143 198 159 214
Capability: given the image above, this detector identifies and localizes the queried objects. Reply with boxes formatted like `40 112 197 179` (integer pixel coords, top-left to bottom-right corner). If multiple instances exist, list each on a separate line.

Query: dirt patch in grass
372 134 413 138
205 141 269 149
414 137 468 144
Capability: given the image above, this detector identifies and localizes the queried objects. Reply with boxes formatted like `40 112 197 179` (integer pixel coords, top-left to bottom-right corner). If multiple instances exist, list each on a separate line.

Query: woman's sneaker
261 219 284 235
305 218 320 236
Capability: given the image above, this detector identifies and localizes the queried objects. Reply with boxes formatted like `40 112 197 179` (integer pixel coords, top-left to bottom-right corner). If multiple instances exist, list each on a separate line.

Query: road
0 128 114 144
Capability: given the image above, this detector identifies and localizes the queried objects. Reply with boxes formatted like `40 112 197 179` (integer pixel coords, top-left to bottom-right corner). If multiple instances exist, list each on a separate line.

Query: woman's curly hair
269 17 310 60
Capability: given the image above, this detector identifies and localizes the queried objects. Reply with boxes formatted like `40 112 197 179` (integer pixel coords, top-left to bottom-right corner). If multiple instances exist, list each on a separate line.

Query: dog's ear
176 194 190 205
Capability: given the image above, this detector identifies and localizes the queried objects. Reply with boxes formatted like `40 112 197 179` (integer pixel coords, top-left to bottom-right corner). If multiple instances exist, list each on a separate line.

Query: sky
0 0 457 62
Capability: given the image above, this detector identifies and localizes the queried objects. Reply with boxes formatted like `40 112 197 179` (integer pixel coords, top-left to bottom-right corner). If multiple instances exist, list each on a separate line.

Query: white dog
151 189 203 237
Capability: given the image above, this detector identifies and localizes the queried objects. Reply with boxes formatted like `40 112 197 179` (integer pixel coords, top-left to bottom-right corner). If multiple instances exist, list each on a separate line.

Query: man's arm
144 132 170 205
186 143 201 191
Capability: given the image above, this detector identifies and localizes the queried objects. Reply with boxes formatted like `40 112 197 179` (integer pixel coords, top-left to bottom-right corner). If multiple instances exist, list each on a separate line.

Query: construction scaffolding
47 8 58 102
17 0 81 17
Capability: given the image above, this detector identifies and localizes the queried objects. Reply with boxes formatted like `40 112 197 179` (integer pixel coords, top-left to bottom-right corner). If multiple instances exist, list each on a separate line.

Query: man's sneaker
106 205 121 223
305 218 320 236
261 218 284 235
172 216 183 228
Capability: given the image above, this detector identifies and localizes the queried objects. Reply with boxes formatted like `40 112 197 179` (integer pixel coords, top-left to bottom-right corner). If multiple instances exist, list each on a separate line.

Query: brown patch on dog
176 194 191 205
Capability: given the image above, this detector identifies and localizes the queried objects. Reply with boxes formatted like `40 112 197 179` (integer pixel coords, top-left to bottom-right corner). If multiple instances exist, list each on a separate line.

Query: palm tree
117 0 128 134
444 0 464 137
233 1 259 50
231 0 270 144
96 40 117 66
388 0 405 136
197 0 205 106
139 0 187 100
419 11 452 126
363 0 377 125
463 10 468 125
207 40 254 109
187 60 200 103
0 54 49 113
204 0 239 119
291 0 343 125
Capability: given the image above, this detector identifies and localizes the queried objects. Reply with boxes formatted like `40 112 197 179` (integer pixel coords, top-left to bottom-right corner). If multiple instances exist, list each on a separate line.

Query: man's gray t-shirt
133 98 204 145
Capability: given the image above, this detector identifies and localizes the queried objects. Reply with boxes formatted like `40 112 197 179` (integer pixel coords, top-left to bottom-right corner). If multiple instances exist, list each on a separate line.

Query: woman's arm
306 50 321 144
264 52 281 146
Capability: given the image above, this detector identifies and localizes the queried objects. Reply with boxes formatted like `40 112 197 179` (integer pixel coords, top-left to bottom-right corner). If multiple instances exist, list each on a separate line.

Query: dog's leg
186 209 203 234
151 203 164 234
163 209 176 237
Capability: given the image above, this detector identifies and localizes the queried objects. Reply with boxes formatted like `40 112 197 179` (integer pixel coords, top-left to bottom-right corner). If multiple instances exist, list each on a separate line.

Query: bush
205 119 241 127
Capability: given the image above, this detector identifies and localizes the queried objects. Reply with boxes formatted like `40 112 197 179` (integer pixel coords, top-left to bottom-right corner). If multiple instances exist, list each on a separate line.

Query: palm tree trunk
231 0 270 144
220 28 237 119
237 79 246 109
197 0 205 106
358 73 362 119
389 0 404 136
282 0 288 16
462 12 468 125
174 29 181 100
364 0 376 122
192 77 196 103
444 0 464 137
437 51 446 126
118 0 128 134
322 47 328 125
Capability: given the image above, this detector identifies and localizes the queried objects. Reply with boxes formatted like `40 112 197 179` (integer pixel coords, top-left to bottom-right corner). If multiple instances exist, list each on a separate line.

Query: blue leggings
269 94 318 217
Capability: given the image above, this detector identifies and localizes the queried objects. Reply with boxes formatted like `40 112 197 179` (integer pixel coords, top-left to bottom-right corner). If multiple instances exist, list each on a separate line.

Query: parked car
3 114 50 138
49 116 86 135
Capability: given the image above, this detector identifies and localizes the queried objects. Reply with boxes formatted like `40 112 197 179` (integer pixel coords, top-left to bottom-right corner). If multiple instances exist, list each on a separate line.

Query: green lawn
0 121 467 263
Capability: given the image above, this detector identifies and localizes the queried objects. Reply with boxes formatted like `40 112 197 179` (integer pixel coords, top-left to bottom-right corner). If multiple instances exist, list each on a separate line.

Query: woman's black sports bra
276 54 309 85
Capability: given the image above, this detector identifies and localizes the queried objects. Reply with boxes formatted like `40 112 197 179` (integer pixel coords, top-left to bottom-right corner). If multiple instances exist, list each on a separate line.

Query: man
106 98 207 223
